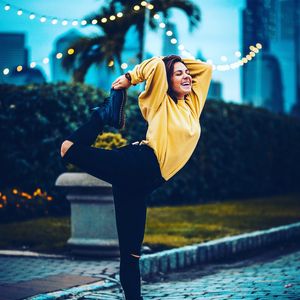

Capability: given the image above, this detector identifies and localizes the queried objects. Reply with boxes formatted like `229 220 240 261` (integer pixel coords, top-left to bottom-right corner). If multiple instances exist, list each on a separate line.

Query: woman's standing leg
112 185 148 300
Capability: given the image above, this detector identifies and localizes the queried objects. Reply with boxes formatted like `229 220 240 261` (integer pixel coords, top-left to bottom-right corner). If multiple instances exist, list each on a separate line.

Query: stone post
55 172 119 257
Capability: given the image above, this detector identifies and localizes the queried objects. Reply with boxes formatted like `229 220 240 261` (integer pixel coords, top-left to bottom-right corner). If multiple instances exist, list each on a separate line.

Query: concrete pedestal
55 172 119 257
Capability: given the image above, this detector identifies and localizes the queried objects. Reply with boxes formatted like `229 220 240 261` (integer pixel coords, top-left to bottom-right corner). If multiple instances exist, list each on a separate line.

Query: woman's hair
162 55 187 102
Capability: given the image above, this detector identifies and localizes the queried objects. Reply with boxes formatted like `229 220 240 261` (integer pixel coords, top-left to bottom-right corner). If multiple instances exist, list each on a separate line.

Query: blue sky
0 0 246 102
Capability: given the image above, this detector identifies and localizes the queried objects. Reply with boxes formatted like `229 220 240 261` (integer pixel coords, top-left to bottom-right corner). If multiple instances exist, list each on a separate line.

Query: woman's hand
112 75 131 90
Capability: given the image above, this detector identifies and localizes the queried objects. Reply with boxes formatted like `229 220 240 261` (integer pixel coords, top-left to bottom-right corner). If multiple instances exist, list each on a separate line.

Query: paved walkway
0 243 299 299
74 243 300 299
0 255 119 300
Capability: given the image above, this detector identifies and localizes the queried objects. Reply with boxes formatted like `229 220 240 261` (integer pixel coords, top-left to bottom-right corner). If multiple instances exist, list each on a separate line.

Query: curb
25 221 300 299
140 221 300 278
27 277 119 300
0 250 68 259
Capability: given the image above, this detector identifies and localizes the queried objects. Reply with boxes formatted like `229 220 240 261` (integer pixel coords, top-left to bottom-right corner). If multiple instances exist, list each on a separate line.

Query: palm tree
62 0 201 82
118 0 201 62
62 2 132 82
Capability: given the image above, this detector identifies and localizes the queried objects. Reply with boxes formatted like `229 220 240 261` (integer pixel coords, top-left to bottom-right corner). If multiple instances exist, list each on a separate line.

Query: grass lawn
0 193 299 254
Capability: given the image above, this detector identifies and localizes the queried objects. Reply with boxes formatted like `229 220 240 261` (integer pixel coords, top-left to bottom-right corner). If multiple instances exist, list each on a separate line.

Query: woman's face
170 62 192 99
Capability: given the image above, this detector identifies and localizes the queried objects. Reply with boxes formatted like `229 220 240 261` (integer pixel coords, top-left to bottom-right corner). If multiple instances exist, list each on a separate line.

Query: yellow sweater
129 57 212 181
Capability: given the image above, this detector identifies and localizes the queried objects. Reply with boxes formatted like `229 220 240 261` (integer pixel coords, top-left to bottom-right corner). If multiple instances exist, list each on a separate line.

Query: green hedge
147 100 300 205
1 83 300 215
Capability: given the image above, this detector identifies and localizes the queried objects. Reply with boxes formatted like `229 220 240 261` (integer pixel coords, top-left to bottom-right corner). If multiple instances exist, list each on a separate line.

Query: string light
56 53 63 59
1 0 263 75
220 56 228 62
1 1 153 27
67 48 75 55
42 58 49 64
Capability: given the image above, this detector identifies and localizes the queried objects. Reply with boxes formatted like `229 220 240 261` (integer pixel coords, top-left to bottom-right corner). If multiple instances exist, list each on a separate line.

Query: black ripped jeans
61 115 166 300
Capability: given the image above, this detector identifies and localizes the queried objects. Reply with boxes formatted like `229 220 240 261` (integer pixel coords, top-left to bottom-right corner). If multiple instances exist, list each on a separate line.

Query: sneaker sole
116 89 127 130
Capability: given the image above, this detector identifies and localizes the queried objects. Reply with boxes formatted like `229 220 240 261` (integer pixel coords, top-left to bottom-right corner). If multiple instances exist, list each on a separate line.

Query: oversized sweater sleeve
182 59 213 118
128 57 168 121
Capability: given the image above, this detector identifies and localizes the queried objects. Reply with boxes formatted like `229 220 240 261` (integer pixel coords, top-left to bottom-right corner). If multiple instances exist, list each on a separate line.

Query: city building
51 29 83 83
4 67 46 85
162 22 179 56
0 33 28 83
241 0 299 115
208 81 223 100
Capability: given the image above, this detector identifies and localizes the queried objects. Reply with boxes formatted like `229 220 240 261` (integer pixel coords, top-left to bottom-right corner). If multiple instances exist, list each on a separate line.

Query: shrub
1 82 300 214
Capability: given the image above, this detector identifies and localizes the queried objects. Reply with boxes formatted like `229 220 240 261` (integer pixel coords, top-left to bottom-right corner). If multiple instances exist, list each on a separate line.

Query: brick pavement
0 256 119 300
74 243 300 299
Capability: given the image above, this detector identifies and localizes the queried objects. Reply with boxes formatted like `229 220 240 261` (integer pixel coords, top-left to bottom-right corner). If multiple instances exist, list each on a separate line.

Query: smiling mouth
181 82 191 87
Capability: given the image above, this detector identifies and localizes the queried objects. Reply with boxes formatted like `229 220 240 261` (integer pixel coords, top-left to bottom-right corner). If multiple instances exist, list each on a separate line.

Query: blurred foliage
93 132 127 150
0 187 68 223
1 82 300 220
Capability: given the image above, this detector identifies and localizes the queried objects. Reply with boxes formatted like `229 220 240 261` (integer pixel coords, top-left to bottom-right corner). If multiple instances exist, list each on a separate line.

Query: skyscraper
162 22 179 56
0 33 28 83
241 0 299 114
51 29 83 83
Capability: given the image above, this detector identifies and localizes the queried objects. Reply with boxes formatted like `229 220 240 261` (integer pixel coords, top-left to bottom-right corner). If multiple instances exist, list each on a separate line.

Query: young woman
60 55 212 300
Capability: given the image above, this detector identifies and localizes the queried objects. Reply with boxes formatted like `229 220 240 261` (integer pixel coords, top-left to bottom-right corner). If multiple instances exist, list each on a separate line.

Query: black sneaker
91 88 127 129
